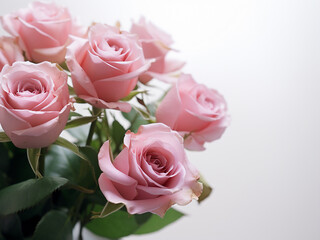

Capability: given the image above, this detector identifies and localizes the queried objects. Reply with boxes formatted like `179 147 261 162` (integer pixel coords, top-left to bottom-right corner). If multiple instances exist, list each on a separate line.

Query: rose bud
0 61 71 148
156 74 230 151
0 37 24 71
98 123 202 217
1 1 86 63
66 23 150 112
130 17 185 84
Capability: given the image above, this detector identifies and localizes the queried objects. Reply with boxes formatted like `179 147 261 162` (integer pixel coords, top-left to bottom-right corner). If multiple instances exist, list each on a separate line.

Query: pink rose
66 23 150 112
156 74 230 151
130 17 185 84
0 61 71 148
0 37 24 71
1 1 86 63
98 123 202 216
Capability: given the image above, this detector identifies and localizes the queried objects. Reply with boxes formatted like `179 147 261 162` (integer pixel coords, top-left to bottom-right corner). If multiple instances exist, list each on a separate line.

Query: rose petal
8 104 71 148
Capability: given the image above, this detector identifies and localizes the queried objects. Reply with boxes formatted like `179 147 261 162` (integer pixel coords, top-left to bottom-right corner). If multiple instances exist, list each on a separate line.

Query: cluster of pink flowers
0 2 229 216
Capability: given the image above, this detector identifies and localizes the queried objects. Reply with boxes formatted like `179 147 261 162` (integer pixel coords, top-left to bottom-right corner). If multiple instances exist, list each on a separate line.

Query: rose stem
38 147 47 176
103 109 111 140
86 107 102 146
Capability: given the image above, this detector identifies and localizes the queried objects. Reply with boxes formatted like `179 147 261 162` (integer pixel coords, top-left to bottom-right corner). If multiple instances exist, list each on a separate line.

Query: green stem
86 120 97 146
103 110 111 139
38 147 47 176
86 107 102 146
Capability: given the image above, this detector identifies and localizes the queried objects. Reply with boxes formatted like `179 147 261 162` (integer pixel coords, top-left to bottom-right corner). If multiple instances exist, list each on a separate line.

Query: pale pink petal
155 83 182 128
78 95 132 112
9 109 59 127
32 45 66 63
9 104 71 148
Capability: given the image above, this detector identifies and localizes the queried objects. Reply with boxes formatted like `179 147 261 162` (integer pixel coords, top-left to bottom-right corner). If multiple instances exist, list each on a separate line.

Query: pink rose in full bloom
156 74 230 151
130 17 185 84
0 37 24 71
98 123 202 216
1 1 86 63
66 23 150 112
0 61 71 148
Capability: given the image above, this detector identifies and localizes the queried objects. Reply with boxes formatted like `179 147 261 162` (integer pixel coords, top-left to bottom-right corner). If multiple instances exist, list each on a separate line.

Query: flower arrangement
0 2 229 239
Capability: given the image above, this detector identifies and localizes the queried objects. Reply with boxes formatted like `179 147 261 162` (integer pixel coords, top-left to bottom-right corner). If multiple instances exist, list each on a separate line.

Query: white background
1 0 320 240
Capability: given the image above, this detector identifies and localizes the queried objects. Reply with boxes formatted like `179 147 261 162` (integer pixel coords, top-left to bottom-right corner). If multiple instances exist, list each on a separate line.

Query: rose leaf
33 210 73 240
134 208 184 235
0 176 68 215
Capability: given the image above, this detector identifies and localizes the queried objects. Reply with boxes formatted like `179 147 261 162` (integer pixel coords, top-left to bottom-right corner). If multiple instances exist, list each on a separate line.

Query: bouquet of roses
0 2 229 239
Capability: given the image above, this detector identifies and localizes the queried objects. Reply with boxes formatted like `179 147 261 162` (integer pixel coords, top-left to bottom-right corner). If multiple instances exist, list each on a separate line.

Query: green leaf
122 108 148 133
68 111 82 120
0 214 23 240
91 202 124 219
0 132 10 142
57 62 69 72
4 143 34 184
0 143 9 172
134 208 184 235
74 97 87 104
0 176 68 215
27 148 42 178
64 116 97 130
66 124 90 145
111 120 126 148
45 145 97 190
121 90 148 101
86 205 139 238
33 210 73 240
132 105 155 121
79 146 101 182
53 137 87 160
198 175 213 203
134 212 152 225
67 84 75 95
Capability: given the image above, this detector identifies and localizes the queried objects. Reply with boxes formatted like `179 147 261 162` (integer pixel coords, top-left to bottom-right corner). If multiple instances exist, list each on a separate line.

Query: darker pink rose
66 23 150 112
0 37 24 71
130 17 185 84
0 61 71 148
98 123 202 217
156 74 230 151
1 1 86 63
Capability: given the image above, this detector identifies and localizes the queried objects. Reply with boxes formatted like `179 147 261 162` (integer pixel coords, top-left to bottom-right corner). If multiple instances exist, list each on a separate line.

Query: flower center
15 78 46 97
146 152 167 173
196 93 215 110
107 39 124 54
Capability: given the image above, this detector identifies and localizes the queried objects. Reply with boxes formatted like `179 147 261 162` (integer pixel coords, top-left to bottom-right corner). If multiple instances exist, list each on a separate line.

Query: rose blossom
130 17 185 84
156 74 230 151
1 1 86 63
0 37 24 71
0 61 71 148
66 23 150 112
98 123 202 216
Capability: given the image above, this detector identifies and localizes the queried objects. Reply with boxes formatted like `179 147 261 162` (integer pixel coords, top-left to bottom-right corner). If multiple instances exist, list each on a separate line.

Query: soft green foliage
134 208 184 235
86 205 184 238
33 210 73 240
86 205 140 239
122 107 148 132
0 177 68 215
45 145 97 190
120 90 148 101
64 116 97 130
198 175 213 203
92 202 124 219
27 148 42 178
54 137 88 160
0 214 23 240
0 132 10 142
